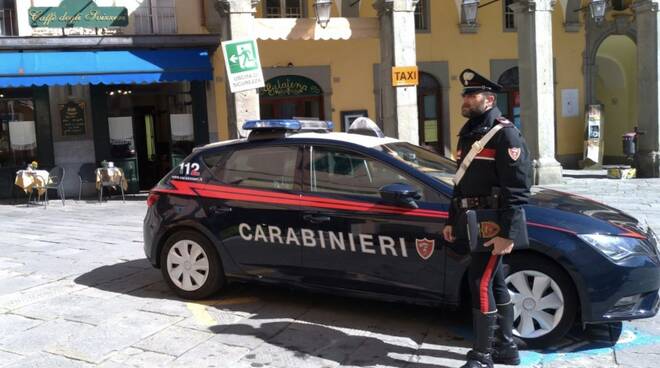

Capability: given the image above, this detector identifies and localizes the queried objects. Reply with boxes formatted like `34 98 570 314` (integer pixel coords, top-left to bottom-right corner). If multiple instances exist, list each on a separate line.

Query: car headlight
578 234 650 261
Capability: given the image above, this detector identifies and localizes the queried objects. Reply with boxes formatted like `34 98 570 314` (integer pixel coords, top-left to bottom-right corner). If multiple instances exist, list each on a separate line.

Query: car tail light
147 192 160 208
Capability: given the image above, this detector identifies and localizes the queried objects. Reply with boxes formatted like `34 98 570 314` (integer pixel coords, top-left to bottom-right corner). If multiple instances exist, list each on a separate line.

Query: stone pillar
218 0 261 138
511 0 563 184
373 0 419 144
632 0 660 177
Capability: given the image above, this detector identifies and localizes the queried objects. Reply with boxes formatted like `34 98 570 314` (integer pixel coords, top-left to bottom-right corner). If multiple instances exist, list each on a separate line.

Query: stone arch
584 15 637 104
558 0 582 31
594 35 638 162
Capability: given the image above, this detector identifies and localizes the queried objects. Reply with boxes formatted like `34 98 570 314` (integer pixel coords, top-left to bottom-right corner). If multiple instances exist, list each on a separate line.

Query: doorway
106 83 195 191
417 72 443 154
497 67 521 129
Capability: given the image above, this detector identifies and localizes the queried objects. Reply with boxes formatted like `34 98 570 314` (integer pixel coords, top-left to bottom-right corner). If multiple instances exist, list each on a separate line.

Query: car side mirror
379 183 421 209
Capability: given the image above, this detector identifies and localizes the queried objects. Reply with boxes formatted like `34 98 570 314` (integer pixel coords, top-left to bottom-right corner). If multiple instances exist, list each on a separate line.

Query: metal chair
78 162 97 201
44 166 65 206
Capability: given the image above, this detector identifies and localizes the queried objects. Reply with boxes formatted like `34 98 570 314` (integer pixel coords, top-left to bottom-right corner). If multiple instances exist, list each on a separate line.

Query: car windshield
379 142 456 186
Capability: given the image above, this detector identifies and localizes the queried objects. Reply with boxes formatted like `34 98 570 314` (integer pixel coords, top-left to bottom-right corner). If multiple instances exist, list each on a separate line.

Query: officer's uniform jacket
448 107 532 241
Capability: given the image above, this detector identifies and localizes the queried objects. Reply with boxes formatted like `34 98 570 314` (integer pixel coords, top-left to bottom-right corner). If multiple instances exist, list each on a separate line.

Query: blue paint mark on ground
519 323 660 367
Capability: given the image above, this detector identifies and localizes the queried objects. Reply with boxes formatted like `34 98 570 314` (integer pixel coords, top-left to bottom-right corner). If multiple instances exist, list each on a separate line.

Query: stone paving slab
1 180 660 367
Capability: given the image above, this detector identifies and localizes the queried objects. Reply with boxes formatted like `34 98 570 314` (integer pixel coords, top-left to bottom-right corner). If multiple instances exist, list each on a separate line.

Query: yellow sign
392 66 419 87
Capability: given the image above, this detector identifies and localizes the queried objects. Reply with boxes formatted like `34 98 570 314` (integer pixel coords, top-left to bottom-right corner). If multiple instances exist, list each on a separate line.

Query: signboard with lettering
29 0 129 28
392 66 419 87
60 101 86 136
260 75 323 98
221 38 265 93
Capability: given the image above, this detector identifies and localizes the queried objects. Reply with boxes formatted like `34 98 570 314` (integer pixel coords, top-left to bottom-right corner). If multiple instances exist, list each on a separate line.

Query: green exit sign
29 0 129 28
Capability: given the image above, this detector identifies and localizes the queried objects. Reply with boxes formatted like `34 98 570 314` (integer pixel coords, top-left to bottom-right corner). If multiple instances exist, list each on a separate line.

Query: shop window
414 0 429 32
0 89 37 168
0 0 17 36
135 0 177 34
260 75 324 120
503 0 516 32
264 0 305 18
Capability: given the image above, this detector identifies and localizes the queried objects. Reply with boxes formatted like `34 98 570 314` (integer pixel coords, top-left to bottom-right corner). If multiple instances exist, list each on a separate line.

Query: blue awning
0 49 213 87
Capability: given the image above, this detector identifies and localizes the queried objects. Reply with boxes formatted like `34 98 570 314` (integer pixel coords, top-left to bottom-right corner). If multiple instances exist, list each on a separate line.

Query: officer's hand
485 237 514 255
442 225 455 243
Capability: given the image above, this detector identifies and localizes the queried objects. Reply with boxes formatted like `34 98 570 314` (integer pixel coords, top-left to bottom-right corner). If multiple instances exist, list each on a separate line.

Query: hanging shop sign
222 38 265 93
29 0 129 28
392 66 419 87
60 101 86 136
260 75 323 98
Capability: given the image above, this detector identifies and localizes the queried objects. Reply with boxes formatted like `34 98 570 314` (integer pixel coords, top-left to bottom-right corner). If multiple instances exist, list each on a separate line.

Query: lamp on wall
462 0 480 24
314 0 333 28
589 0 608 23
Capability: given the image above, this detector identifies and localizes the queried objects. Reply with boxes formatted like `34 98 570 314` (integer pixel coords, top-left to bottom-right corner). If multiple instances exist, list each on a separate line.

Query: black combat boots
492 303 521 365
461 309 497 368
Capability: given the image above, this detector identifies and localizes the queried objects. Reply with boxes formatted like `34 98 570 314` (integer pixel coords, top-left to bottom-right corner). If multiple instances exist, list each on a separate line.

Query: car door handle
209 206 232 215
303 214 331 224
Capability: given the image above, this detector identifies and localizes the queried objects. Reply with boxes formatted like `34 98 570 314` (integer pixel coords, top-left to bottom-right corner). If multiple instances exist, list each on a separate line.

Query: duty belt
454 195 500 210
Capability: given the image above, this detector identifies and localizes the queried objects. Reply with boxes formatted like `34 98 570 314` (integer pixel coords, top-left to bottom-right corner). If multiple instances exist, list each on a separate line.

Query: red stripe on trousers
480 255 499 313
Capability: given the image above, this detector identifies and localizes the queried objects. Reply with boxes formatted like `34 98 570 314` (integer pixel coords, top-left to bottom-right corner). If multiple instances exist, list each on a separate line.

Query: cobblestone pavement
0 176 659 368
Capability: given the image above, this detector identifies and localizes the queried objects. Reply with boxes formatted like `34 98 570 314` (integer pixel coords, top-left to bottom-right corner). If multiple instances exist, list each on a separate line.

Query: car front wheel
504 253 578 348
160 230 225 299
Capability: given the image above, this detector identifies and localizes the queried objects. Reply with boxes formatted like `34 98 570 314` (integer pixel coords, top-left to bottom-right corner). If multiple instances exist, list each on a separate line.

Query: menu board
60 101 86 136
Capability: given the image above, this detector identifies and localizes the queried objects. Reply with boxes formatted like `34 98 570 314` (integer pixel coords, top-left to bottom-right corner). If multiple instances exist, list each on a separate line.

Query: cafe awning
0 48 213 87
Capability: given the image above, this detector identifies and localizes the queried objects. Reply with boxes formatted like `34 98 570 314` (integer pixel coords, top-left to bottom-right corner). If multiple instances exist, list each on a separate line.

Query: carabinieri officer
443 69 532 368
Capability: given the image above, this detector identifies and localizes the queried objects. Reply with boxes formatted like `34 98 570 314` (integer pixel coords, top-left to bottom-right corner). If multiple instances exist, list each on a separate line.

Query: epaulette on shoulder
495 116 514 127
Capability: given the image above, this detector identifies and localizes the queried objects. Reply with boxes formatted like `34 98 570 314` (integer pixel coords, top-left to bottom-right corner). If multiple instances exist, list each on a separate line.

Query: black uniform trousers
467 250 511 313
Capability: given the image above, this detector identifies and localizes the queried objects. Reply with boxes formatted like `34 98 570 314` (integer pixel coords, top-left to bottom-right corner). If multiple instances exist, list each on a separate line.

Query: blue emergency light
242 119 333 132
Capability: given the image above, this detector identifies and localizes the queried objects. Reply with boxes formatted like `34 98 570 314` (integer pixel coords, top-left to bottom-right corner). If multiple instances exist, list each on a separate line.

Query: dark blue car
143 119 660 348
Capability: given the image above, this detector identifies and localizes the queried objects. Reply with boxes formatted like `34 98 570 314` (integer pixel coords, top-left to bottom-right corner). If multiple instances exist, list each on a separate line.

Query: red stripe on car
156 180 449 219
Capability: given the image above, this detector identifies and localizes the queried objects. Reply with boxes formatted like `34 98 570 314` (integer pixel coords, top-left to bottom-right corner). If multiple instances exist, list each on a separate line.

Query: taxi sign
221 38 265 93
392 66 419 87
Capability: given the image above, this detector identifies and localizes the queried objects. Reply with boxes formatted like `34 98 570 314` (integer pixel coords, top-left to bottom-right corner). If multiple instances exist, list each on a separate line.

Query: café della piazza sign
29 0 129 28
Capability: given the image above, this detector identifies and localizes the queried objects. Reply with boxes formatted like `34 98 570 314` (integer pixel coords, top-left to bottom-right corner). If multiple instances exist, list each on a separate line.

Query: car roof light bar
243 119 333 132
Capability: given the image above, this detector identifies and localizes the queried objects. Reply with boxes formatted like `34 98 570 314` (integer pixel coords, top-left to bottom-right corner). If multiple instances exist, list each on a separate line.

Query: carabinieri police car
143 118 660 348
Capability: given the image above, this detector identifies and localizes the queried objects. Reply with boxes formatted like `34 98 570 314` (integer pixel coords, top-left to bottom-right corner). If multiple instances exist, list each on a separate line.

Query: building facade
211 0 659 181
1 0 658 199
0 0 217 198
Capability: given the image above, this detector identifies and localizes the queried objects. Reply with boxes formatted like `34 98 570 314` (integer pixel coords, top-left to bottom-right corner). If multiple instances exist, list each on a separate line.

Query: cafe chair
98 168 125 203
78 162 97 201
44 166 66 206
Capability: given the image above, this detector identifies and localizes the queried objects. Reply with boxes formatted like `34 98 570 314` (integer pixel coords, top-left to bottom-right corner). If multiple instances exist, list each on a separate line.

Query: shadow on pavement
75 260 624 367
210 321 465 368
